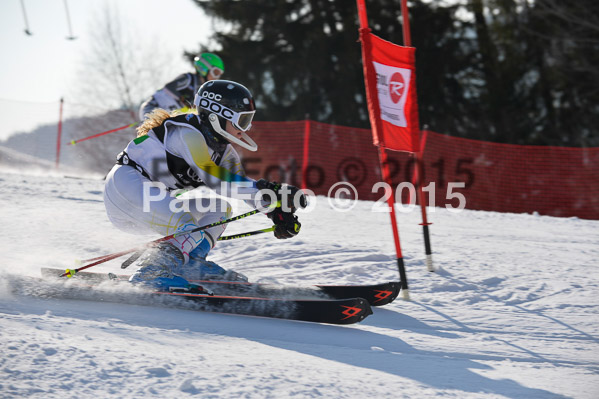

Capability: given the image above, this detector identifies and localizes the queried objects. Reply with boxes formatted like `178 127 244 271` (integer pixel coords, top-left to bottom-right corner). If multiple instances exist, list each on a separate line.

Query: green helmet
194 53 224 79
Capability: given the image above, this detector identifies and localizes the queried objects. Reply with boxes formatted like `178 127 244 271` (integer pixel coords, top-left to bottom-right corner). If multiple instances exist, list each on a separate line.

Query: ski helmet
194 53 224 79
194 80 258 151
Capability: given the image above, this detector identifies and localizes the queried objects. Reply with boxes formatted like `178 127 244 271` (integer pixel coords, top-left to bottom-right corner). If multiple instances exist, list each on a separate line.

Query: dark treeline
192 0 599 147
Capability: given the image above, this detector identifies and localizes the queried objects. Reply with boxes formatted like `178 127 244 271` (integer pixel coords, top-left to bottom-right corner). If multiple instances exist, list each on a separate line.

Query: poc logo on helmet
198 98 234 120
202 91 222 101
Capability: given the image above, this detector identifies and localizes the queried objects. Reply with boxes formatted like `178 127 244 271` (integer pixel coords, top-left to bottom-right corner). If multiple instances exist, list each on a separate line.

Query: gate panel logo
389 72 406 104
373 61 411 127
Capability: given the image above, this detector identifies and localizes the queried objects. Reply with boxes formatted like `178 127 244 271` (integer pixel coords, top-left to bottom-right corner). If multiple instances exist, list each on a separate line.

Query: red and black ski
194 280 401 307
41 268 400 306
39 268 373 325
156 291 372 325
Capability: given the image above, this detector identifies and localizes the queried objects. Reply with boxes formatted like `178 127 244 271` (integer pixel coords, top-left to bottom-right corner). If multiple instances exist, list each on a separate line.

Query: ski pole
218 226 275 241
80 204 276 265
64 209 262 277
67 122 139 145
118 225 276 270
119 210 269 269
119 226 276 269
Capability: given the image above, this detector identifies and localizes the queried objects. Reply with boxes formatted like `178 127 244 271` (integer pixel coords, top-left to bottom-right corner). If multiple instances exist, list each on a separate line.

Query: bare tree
66 2 185 171
71 2 181 117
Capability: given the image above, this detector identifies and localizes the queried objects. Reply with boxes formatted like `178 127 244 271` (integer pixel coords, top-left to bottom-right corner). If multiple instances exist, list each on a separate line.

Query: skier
104 80 306 291
138 53 225 121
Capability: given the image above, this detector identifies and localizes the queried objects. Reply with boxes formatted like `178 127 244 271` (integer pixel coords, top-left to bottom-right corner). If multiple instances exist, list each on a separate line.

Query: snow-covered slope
1 169 598 398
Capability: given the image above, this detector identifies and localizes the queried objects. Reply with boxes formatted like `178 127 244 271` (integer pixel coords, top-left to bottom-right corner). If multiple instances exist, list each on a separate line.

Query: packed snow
0 165 598 398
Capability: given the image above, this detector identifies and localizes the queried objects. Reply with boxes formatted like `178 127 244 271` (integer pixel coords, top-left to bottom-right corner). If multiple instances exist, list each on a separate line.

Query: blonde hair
136 108 198 137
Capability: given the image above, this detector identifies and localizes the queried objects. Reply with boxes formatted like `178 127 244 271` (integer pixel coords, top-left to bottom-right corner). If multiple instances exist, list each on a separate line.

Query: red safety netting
237 121 599 220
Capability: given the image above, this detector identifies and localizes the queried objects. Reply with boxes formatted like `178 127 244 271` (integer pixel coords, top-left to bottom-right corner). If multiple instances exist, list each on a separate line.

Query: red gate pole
357 0 410 299
301 117 311 190
378 143 410 299
402 0 434 272
55 97 64 168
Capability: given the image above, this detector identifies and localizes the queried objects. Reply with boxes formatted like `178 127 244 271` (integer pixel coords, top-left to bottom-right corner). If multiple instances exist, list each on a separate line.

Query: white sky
0 0 213 140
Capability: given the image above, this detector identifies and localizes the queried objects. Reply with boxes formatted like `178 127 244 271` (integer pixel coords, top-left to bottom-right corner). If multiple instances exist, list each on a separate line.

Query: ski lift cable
0 97 58 105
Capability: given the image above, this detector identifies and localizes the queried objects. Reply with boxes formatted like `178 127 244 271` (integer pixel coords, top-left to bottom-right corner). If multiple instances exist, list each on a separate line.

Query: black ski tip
356 297 373 323
373 281 401 306
317 281 401 307
333 297 373 325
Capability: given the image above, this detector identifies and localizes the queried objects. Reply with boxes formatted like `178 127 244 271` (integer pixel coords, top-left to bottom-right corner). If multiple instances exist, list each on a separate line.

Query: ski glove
256 179 307 212
267 207 301 239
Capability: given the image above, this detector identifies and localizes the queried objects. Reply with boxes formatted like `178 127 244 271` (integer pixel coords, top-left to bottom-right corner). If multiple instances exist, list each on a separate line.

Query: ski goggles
194 96 255 132
197 58 224 79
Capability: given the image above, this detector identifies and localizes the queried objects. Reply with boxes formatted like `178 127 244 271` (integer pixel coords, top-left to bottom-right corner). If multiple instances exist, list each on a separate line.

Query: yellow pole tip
65 269 77 278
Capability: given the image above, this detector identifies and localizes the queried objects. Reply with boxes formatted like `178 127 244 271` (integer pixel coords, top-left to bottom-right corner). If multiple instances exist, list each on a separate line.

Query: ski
195 280 400 307
40 267 400 306
152 291 372 325
38 268 372 324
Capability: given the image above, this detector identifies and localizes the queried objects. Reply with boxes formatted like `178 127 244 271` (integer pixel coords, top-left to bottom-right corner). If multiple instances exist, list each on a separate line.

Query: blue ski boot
183 239 249 282
129 242 211 293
